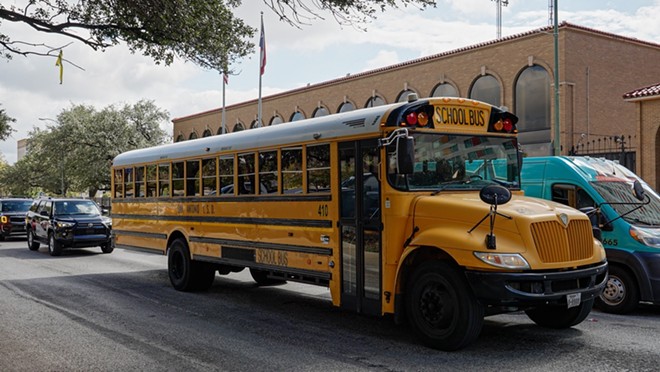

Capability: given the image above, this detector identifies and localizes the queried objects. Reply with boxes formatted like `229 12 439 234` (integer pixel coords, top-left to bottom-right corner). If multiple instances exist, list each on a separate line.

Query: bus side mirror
479 184 512 206
633 180 645 201
397 136 415 174
579 206 603 241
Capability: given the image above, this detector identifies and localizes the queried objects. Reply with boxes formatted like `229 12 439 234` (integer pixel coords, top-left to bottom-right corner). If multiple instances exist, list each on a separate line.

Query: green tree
0 1 435 71
3 100 169 197
0 105 16 141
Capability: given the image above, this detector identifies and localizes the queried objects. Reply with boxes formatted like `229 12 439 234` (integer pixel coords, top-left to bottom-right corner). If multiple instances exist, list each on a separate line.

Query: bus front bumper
464 261 608 308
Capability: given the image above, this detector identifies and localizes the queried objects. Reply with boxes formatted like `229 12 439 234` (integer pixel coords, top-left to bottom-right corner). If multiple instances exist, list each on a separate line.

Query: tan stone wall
636 99 660 191
173 26 660 163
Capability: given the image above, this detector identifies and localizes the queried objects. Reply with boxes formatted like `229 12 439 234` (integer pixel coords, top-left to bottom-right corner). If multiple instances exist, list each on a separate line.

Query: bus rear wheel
168 238 215 291
405 261 484 351
525 298 594 328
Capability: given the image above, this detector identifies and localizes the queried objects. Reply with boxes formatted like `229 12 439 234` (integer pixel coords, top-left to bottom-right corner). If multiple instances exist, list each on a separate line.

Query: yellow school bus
111 96 607 350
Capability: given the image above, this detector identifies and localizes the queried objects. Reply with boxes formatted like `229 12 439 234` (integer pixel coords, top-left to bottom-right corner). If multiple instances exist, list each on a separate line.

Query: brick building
172 22 660 188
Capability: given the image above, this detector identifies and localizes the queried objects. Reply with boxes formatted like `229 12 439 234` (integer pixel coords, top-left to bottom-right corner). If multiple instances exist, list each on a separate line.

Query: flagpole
257 12 265 128
221 73 227 134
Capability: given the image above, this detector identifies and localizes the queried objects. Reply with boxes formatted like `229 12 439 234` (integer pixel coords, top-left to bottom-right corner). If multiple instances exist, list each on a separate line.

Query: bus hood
413 191 591 235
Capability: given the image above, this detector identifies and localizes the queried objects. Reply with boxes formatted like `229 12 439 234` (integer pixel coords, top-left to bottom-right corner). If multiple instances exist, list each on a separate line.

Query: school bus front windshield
387 132 520 191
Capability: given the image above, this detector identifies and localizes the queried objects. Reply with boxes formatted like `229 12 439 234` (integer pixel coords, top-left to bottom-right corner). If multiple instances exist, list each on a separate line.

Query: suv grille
531 219 593 263
73 222 108 236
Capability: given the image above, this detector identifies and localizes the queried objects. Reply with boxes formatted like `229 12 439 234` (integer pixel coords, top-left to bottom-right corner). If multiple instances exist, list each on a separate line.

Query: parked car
0 197 33 240
25 197 113 256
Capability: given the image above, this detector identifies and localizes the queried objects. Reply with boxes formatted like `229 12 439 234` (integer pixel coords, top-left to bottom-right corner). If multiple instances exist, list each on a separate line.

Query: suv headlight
55 221 75 229
630 226 660 248
102 216 112 228
474 252 530 269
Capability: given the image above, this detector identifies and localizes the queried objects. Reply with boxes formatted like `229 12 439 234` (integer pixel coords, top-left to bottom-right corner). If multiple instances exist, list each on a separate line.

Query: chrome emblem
559 213 569 228
88 223 94 228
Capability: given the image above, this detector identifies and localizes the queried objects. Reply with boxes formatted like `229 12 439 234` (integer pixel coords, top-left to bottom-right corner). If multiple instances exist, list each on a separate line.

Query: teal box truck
521 156 660 314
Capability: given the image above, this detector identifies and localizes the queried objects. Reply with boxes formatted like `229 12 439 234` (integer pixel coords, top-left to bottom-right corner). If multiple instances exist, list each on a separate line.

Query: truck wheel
48 232 62 256
249 268 286 285
596 265 639 314
405 261 484 351
27 229 40 251
525 298 594 328
168 238 215 291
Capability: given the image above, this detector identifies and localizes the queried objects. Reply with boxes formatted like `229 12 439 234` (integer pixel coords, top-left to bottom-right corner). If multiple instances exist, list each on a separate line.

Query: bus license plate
567 293 581 308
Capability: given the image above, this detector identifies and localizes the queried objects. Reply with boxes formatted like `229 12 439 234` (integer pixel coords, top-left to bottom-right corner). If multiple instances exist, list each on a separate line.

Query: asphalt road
1 237 659 372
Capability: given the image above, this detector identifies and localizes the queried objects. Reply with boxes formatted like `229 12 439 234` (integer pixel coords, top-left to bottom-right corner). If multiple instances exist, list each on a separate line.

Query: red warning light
406 112 417 125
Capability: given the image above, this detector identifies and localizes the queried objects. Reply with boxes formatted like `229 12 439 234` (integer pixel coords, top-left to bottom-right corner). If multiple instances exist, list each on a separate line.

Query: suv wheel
48 232 62 256
27 229 40 251
101 242 114 254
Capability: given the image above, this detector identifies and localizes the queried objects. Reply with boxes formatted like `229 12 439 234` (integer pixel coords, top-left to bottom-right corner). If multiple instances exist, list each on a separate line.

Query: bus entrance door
338 140 382 315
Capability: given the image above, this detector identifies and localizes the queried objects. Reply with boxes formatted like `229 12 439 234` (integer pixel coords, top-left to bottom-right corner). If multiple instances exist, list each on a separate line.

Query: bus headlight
474 252 530 269
630 226 660 248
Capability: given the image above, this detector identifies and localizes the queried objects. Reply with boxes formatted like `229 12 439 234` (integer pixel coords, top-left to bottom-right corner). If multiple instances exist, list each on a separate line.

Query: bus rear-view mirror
397 136 415 174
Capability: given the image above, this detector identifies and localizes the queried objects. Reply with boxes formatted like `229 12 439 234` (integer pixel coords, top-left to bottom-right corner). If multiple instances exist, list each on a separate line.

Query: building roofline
623 82 660 101
173 22 660 123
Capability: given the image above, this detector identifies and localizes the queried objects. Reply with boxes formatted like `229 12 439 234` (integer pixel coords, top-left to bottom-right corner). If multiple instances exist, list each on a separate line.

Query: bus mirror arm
379 128 415 174
468 185 512 249
579 207 603 241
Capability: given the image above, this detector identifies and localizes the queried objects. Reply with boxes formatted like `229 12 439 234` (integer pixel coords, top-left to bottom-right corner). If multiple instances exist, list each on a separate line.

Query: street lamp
38 117 66 196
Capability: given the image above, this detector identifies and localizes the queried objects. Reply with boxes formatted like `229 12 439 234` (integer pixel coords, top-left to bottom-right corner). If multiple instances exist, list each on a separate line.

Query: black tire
249 268 286 286
596 265 639 314
27 229 40 251
168 238 215 291
405 261 484 351
100 242 114 254
525 298 594 328
48 232 62 257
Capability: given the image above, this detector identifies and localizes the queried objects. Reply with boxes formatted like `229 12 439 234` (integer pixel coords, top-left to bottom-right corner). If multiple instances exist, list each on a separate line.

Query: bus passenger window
158 164 170 197
172 162 185 197
146 165 157 197
259 150 279 194
219 155 234 196
202 158 217 196
186 160 200 196
307 144 330 193
114 169 123 198
135 166 145 197
282 148 302 194
124 168 134 198
238 153 256 195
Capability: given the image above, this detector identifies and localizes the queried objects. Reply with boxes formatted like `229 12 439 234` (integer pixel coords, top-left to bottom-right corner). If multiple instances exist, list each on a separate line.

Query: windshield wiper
430 180 470 195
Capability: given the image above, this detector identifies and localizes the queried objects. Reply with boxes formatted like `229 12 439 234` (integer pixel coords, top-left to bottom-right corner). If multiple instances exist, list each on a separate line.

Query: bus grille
530 220 593 263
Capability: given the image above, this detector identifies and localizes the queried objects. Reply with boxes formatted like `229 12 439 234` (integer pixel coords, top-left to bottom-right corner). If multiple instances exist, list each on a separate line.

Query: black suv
0 197 33 240
25 198 113 256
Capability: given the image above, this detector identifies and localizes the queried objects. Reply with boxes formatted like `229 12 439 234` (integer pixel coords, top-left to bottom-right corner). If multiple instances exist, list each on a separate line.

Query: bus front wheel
405 261 484 351
168 238 215 291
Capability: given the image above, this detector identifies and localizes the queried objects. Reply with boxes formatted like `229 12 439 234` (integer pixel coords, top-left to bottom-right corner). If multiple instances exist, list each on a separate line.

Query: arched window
469 75 501 106
515 65 552 156
250 119 262 129
338 102 355 113
233 122 245 132
365 96 385 108
202 129 212 137
313 106 330 117
397 89 417 102
270 115 284 125
290 111 305 122
217 125 228 135
189 132 198 140
431 83 458 98
175 134 184 142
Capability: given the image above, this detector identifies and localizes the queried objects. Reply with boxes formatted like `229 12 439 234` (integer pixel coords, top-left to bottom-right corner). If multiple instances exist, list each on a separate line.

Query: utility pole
553 0 560 155
492 0 509 39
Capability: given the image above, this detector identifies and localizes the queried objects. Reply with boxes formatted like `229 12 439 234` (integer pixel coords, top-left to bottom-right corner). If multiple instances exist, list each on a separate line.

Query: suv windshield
591 181 660 226
53 200 101 216
1 200 32 212
387 133 520 191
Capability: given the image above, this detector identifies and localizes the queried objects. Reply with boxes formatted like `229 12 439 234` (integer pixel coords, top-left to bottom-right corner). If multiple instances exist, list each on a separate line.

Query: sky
1 0 659 164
